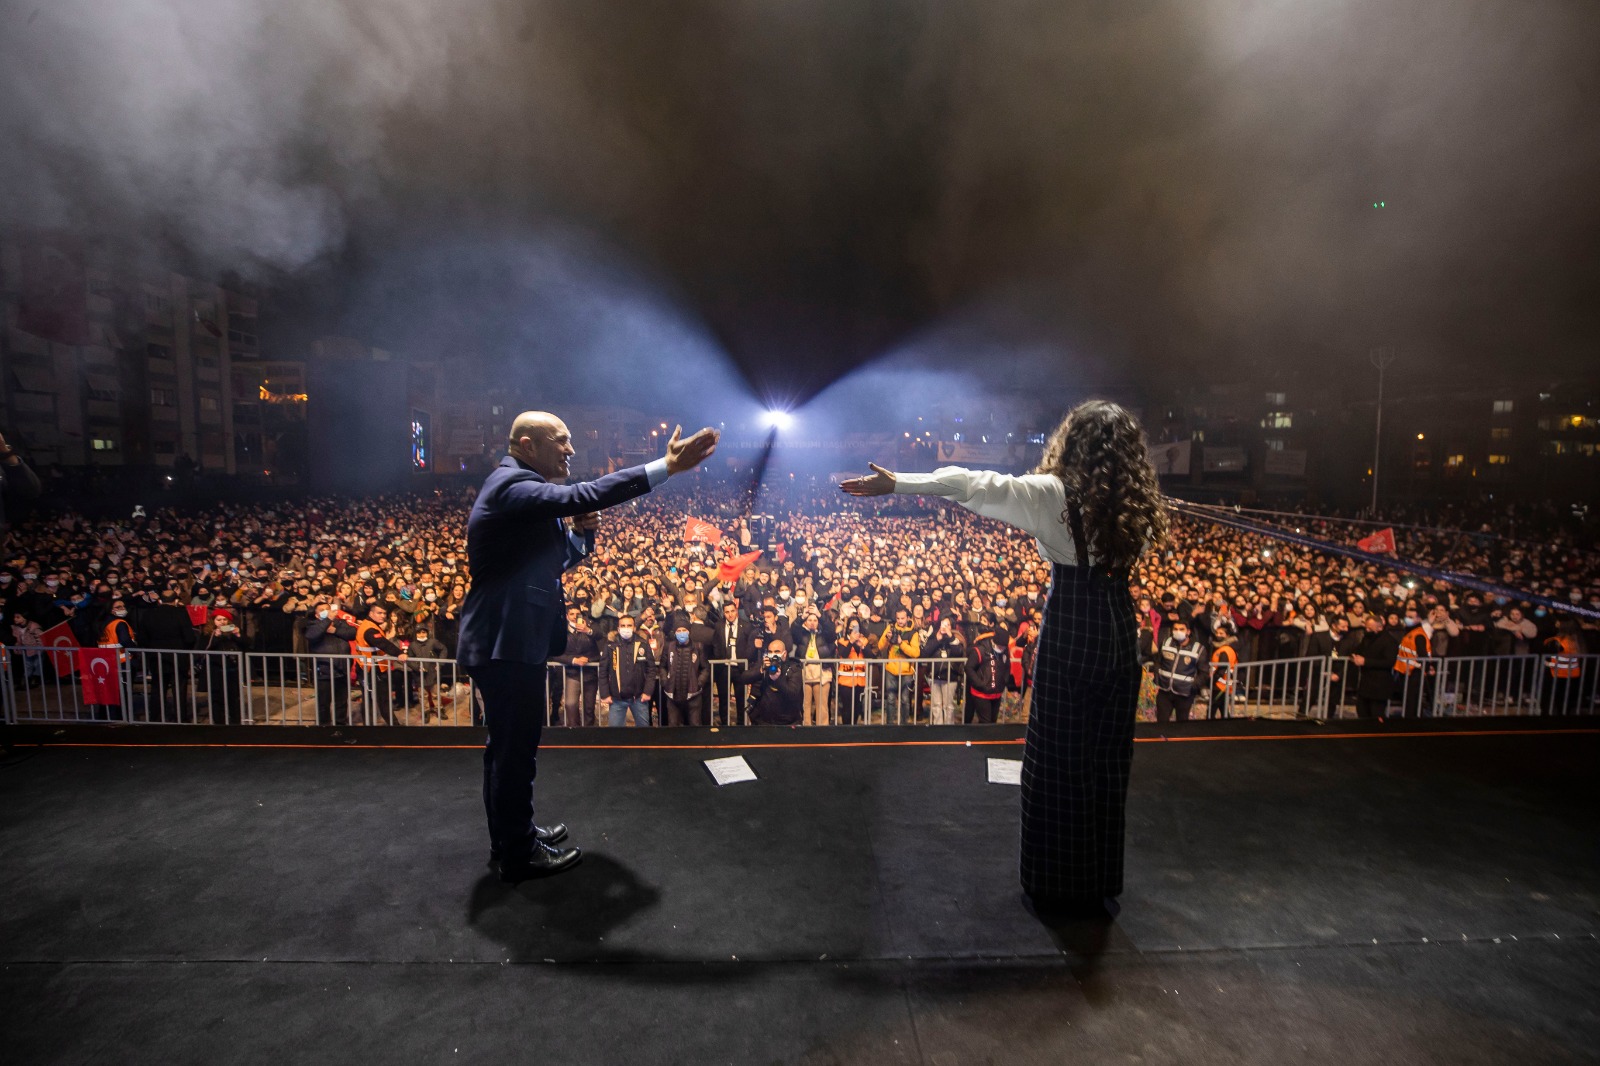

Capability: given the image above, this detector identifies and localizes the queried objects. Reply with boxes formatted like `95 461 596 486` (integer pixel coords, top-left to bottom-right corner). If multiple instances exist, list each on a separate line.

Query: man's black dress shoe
488 824 569 866
498 841 582 883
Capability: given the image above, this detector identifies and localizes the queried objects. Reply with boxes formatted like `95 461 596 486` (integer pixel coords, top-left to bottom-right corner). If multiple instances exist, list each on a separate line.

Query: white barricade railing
2 647 1593 726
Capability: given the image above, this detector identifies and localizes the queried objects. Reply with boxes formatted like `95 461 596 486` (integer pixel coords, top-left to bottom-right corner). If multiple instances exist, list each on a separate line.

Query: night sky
4 0 1598 404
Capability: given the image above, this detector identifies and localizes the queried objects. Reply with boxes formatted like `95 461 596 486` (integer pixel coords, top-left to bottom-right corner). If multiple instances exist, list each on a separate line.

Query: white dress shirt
893 466 1086 566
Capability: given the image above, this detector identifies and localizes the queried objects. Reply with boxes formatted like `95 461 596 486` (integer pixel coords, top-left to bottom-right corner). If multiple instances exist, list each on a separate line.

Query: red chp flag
1357 528 1397 555
186 605 211 627
78 648 122 705
717 550 762 584
683 517 723 545
40 622 81 676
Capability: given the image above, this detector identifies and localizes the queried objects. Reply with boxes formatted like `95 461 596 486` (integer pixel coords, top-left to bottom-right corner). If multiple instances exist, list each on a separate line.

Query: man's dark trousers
471 659 548 864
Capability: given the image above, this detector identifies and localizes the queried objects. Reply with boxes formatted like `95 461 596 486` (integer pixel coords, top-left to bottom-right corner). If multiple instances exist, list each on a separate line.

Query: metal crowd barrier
3 647 1594 727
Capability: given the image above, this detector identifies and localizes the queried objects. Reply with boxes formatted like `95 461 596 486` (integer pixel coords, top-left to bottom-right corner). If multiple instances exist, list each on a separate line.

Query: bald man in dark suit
459 411 718 883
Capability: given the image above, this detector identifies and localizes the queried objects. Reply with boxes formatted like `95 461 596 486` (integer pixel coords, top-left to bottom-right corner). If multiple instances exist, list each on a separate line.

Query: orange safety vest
837 646 867 687
352 620 391 672
1395 628 1431 674
1210 644 1237 693
100 619 133 664
1545 635 1581 679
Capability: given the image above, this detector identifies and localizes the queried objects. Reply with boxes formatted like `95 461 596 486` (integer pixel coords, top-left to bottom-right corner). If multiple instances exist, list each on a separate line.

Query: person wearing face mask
598 614 656 729
407 626 449 723
657 622 710 726
201 614 247 725
876 607 922 725
835 618 872 725
1147 617 1204 724
924 616 966 725
788 604 836 726
964 622 1010 724
306 599 359 726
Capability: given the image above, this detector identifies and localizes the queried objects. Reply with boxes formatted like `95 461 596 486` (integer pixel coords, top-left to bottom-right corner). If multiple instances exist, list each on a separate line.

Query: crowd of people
2 472 1595 726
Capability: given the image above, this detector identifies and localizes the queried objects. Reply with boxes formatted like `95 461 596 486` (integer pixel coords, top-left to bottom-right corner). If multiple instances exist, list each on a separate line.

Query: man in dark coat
1349 614 1401 721
742 637 804 725
458 412 717 883
711 599 757 726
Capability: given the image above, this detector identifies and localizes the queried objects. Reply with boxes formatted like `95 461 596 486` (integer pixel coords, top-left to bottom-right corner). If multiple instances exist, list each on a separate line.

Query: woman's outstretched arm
840 463 1066 542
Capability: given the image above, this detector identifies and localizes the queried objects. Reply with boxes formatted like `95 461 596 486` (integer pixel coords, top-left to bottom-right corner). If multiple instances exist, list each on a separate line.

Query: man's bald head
508 411 574 481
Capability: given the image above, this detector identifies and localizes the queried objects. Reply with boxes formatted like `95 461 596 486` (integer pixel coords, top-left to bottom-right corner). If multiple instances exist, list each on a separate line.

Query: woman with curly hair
843 399 1168 920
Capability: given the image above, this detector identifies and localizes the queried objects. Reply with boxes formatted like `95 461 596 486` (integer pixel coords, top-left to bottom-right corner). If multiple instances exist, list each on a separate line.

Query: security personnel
597 614 655 727
965 623 1009 724
1208 625 1238 720
1394 623 1433 717
92 598 137 721
306 599 359 726
100 599 137 660
1149 616 1205 723
1349 614 1400 720
658 620 709 726
353 603 407 724
835 619 871 725
1542 618 1585 715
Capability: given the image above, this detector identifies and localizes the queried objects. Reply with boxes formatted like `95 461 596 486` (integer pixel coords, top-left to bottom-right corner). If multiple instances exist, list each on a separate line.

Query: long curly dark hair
1033 400 1169 571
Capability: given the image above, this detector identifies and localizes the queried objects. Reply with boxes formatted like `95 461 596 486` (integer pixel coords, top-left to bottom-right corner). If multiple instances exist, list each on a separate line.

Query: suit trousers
468 660 547 864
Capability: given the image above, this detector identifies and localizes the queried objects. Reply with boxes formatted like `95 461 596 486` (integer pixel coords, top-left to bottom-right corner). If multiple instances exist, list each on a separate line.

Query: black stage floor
2 720 1597 1065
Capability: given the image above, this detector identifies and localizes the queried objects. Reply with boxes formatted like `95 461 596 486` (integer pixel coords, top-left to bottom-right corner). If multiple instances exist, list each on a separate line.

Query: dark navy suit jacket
457 456 654 668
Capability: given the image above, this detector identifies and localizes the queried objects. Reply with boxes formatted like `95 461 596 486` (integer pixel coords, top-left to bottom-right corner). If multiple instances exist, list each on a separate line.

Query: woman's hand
839 463 896 497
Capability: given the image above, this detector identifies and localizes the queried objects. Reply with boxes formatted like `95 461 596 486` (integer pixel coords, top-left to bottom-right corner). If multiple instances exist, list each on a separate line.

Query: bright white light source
761 409 793 430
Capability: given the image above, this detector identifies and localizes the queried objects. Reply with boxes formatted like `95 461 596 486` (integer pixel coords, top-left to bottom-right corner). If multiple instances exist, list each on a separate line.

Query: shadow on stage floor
2 719 1597 1064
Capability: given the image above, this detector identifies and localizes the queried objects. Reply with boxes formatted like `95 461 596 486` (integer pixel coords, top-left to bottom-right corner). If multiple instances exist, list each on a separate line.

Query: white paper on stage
987 758 1023 785
705 755 758 786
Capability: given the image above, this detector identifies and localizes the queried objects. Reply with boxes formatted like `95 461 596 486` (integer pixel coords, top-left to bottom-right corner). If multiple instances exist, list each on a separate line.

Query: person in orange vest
92 598 137 721
1208 622 1238 720
353 604 408 724
1541 618 1586 715
1393 621 1433 718
835 618 871 725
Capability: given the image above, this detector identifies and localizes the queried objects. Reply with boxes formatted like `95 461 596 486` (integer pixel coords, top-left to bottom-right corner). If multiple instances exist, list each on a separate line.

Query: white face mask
617 627 634 640
113 609 128 618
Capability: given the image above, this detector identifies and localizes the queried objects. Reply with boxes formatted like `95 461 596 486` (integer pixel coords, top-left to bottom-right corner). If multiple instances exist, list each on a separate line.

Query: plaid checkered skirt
1020 561 1141 902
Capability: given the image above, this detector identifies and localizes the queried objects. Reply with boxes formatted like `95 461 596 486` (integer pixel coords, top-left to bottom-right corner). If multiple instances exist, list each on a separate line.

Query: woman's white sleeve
893 466 1063 540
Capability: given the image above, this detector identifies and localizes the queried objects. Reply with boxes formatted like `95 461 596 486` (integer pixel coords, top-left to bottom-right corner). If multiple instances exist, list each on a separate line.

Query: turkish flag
79 649 122 705
683 517 723 545
40 622 80 676
717 550 763 584
1357 528 1397 555
186 605 211 627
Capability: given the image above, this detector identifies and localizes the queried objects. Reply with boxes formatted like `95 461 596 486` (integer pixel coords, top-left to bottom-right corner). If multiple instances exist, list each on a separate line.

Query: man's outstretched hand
665 425 720 475
839 463 896 497
571 512 600 534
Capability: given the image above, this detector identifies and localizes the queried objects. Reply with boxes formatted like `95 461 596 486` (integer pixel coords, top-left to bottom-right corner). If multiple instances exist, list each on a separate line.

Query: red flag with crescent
79 648 121 705
683 517 723 545
1357 528 1397 555
40 622 80 675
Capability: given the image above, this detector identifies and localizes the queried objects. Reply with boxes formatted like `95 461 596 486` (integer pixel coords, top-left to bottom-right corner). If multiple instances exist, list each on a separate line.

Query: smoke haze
3 0 1597 398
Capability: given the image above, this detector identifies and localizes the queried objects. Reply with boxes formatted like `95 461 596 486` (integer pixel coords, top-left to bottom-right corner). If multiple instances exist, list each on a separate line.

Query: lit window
91 437 117 451
1264 438 1285 451
1265 392 1287 406
1444 454 1465 468
1492 400 1514 414
1261 412 1293 429
1490 427 1511 441
1488 454 1510 465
